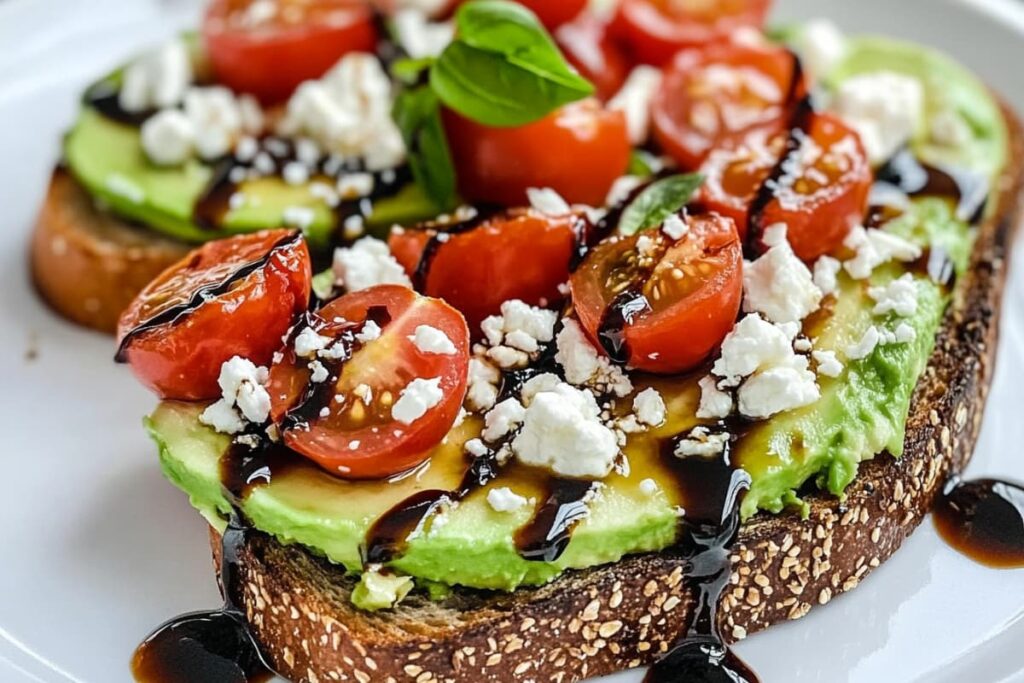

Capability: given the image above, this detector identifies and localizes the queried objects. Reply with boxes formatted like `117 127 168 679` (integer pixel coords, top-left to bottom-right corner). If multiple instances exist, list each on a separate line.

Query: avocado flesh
146 36 996 593
63 108 440 247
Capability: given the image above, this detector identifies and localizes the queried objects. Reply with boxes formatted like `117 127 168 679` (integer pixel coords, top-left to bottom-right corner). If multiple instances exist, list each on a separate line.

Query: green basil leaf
429 0 594 126
391 57 435 85
618 174 705 236
627 150 659 178
392 86 457 211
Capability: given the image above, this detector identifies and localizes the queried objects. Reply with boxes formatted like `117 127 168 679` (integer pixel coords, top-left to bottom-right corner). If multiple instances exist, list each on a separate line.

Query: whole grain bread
209 100 1020 683
30 169 190 333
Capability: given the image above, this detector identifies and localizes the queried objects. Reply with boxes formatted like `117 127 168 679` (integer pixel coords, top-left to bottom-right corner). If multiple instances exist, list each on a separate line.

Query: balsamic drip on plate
933 477 1024 568
115 231 304 362
874 147 989 224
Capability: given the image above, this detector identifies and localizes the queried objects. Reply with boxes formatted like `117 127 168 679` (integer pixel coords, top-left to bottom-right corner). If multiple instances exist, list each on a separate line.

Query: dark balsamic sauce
115 231 304 362
410 207 499 290
515 479 595 562
84 79 153 126
934 477 1024 568
874 148 989 224
597 287 652 363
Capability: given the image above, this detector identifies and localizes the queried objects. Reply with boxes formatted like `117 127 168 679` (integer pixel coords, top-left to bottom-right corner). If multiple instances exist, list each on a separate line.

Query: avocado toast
112 2 1023 682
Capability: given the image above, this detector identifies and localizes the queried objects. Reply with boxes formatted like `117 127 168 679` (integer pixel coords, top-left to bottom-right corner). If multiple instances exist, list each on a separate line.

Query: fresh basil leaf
627 150 660 178
430 0 594 126
618 174 705 236
393 86 457 211
391 56 434 84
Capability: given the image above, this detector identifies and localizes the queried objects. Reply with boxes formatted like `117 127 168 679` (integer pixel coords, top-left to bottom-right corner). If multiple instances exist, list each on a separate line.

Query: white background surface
1 0 1023 681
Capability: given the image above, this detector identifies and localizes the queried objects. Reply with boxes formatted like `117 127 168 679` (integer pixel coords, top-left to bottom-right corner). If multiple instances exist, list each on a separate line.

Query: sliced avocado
64 108 441 248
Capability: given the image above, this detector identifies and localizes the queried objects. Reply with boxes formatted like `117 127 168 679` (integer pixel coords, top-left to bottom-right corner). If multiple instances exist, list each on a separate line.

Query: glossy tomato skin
447 0 586 29
389 209 579 335
696 128 782 240
268 286 470 480
117 230 312 400
443 98 631 207
572 214 743 374
556 13 631 100
611 0 771 66
757 113 872 261
652 43 802 170
202 0 378 104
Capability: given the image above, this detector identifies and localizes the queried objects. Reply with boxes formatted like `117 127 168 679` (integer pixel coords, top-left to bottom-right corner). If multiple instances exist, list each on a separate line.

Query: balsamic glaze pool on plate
933 477 1024 568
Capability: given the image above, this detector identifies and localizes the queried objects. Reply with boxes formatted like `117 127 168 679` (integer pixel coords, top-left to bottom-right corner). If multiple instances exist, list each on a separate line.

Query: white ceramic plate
2 0 1023 681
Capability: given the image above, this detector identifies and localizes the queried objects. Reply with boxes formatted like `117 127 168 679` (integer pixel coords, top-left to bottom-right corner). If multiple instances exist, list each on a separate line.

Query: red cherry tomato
117 230 312 400
571 214 743 374
202 0 378 104
652 43 802 170
696 128 782 240
610 0 772 66
556 14 631 100
447 0 586 29
268 286 470 479
754 113 872 261
443 98 631 207
389 209 579 335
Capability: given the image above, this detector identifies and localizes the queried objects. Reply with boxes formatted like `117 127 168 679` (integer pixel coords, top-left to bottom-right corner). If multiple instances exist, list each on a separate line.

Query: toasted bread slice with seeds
30 169 190 333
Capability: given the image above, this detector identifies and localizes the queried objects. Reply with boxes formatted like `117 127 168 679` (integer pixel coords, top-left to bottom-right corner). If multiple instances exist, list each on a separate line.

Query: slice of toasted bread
205 100 1021 683
30 169 190 333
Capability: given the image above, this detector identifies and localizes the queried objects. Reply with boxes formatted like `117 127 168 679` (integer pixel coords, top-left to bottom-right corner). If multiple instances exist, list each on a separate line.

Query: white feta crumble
674 427 730 458
482 398 526 442
639 478 660 496
607 65 662 144
633 388 666 427
119 39 192 112
662 213 689 241
794 19 847 78
894 321 917 343
282 205 316 231
711 314 794 384
393 9 454 59
465 357 501 411
294 327 331 358
555 318 633 398
520 373 562 406
930 108 973 147
337 173 375 199
813 255 842 296
738 358 819 419
487 487 529 513
742 224 823 324
842 226 923 280
409 325 457 355
200 399 245 435
696 375 733 419
392 377 444 425
183 86 247 160
868 273 918 317
309 360 329 384
140 109 195 166
606 175 644 206
480 300 558 369
282 161 310 186
831 71 924 165
812 349 844 378
355 320 382 344
511 383 619 480
200 356 271 434
465 438 489 457
846 326 881 360
333 237 412 292
527 187 572 217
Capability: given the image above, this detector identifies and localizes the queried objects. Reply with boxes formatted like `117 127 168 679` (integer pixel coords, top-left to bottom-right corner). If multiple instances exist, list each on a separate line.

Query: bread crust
30 169 189 333
206 103 1024 683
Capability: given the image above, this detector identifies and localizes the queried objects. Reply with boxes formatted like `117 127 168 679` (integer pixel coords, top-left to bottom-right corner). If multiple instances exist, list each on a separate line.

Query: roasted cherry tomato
389 209 580 334
556 13 631 100
202 0 377 104
571 214 742 374
755 113 872 261
117 230 312 400
443 98 631 207
696 128 782 240
610 0 772 66
652 43 802 170
268 285 470 479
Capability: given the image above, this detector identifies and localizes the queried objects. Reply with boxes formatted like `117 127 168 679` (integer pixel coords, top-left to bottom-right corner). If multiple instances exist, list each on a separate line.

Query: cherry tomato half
652 43 802 170
268 285 470 479
696 128 782 240
755 113 872 261
556 13 631 100
446 0 586 29
202 0 378 104
572 214 743 374
443 98 631 207
117 230 312 400
389 209 580 335
611 0 772 66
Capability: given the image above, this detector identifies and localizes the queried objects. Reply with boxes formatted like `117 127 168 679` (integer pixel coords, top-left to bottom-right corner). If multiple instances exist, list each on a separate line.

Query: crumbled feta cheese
465 438 489 457
200 399 245 435
393 9 454 59
812 349 844 378
846 326 880 360
527 187 572 216
608 65 662 144
394 0 451 16
639 478 659 496
282 205 316 231
843 226 923 279
831 71 924 165
184 87 246 160
636 234 659 258
606 175 644 206
520 373 562 406
794 19 847 78
282 161 310 186
711 315 794 384
894 321 917 344
333 237 412 292
200 356 271 434
337 173 375 199
511 383 619 479
555 319 633 397
868 273 918 317
355 320 382 344
479 300 558 369
392 377 444 425
119 39 192 112
277 53 405 170
662 213 689 241
743 224 822 324
674 427 730 458
487 487 529 513
737 357 819 419
793 337 813 353
294 327 330 358
697 375 733 419
633 388 666 427
465 357 500 411
309 360 329 384
930 109 972 147
140 109 195 166
409 325 456 355
813 255 841 296
482 398 526 442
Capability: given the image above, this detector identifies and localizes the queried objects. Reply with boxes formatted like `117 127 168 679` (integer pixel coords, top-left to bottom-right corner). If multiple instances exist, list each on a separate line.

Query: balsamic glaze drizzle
115 231 304 363
84 79 153 126
514 479 595 563
597 287 652 364
933 477 1024 568
874 148 989 224
410 207 500 290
